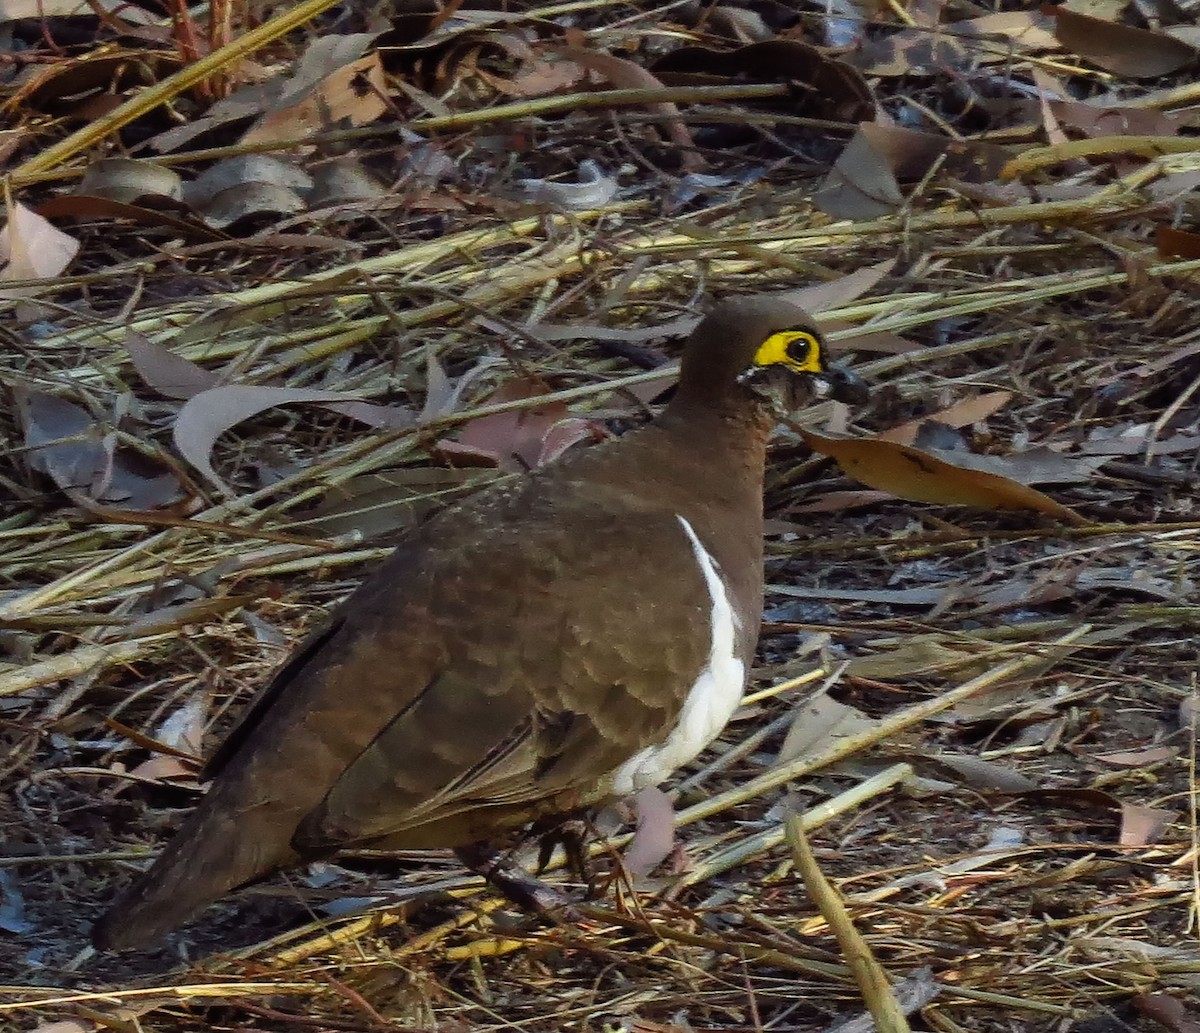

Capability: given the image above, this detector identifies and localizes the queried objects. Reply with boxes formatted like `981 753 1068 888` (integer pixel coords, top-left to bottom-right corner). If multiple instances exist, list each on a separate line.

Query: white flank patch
612 516 745 795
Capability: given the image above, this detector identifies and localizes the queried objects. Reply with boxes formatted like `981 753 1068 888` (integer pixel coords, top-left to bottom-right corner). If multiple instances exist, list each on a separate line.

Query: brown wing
93 474 717 949
296 509 707 849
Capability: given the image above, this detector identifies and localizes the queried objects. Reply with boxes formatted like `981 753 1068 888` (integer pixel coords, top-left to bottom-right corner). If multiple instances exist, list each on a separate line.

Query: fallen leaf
558 46 701 171
309 158 388 206
781 260 895 316
0 200 80 294
776 695 880 766
851 27 968 76
243 48 389 146
154 692 208 757
1052 7 1199 77
653 39 874 124
812 126 904 221
126 332 221 399
878 392 1013 444
77 157 184 203
24 1022 91 1033
1089 746 1179 767
202 182 308 231
815 124 1008 220
800 430 1089 524
0 870 30 934
951 10 1060 56
1 0 154 17
1134 993 1200 1033
926 754 1037 792
444 379 569 472
184 155 313 208
1119 802 1176 846
1158 225 1200 260
538 418 607 466
38 194 223 242
848 637 988 680
512 160 618 210
174 385 404 494
494 56 588 98
788 489 895 514
15 387 190 513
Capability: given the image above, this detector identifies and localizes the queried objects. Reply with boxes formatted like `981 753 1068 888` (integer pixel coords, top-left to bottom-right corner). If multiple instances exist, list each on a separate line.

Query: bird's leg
533 817 596 897
454 842 571 915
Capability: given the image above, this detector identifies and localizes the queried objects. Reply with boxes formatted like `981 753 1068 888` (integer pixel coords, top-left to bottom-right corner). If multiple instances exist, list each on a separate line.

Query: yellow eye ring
752 329 825 374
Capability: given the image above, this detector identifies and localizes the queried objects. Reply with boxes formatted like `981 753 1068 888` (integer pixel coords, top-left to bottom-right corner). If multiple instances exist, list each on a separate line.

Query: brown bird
92 295 867 950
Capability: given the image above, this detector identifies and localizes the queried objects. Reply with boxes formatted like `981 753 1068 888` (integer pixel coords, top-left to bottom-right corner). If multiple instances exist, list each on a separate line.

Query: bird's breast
609 514 748 795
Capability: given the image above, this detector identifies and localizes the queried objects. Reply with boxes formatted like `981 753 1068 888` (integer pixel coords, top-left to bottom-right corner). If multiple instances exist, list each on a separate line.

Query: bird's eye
785 334 816 364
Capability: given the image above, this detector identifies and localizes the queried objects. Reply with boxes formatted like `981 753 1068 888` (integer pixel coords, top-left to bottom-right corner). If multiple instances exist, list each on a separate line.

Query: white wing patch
612 515 746 795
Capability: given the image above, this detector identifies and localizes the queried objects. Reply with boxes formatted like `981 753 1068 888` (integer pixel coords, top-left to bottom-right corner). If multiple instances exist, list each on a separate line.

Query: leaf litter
1 0 1200 1030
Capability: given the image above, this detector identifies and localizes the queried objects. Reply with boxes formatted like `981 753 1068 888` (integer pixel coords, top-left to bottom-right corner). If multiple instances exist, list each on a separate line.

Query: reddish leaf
453 379 569 472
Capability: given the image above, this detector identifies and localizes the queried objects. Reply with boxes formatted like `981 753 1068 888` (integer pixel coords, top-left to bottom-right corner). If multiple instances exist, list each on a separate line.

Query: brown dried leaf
1052 7 1199 77
1158 225 1200 260
558 46 700 171
496 57 587 98
800 430 1089 524
852 28 968 76
781 260 895 317
1134 993 1200 1033
653 40 874 124
37 194 225 242
242 33 391 146
816 124 1009 220
878 392 1013 445
813 128 904 221
243 50 389 146
538 418 607 466
1090 746 1179 767
1049 99 1180 138
10 53 179 116
788 489 895 514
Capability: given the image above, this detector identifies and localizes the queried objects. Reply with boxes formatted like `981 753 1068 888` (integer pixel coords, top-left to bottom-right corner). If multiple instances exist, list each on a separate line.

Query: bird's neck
658 390 775 467
636 398 774 529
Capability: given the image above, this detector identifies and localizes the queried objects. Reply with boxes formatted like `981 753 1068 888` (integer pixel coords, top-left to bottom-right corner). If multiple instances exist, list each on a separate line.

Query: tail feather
91 788 301 951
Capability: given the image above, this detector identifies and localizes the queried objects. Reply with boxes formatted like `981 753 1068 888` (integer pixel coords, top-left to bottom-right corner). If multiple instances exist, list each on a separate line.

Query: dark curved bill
815 363 870 406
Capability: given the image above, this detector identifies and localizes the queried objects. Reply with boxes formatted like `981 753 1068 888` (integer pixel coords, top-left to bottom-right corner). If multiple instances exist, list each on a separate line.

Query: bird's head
674 295 869 417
